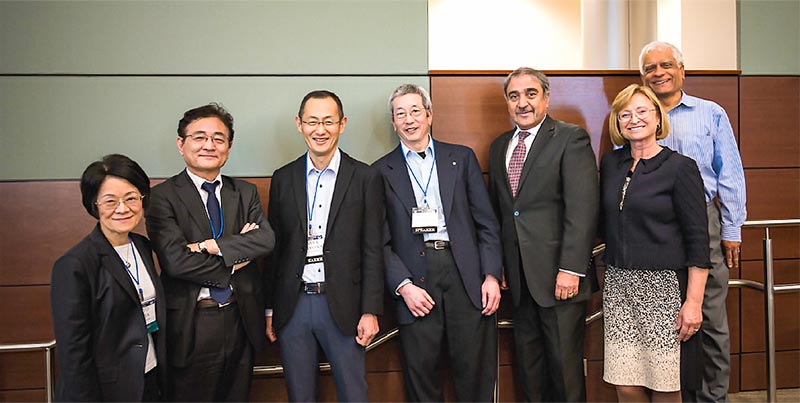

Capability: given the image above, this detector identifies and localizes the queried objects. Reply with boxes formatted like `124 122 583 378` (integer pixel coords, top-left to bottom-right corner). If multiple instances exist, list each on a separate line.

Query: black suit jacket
488 116 599 308
51 226 167 402
374 141 502 325
146 170 275 367
266 151 384 336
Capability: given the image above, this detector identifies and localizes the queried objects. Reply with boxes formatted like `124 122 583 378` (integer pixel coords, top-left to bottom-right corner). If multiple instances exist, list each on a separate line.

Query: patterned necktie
201 181 232 303
508 131 530 198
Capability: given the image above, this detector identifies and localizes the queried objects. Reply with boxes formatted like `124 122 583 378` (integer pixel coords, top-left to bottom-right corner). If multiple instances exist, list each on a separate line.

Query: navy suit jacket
374 140 502 325
51 226 167 402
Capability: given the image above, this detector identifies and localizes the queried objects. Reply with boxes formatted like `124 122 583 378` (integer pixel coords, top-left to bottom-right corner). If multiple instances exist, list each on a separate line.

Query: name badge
411 206 438 234
142 297 159 333
306 234 324 265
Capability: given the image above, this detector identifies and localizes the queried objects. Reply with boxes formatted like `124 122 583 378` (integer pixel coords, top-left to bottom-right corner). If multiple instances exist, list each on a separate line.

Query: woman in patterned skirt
600 84 711 402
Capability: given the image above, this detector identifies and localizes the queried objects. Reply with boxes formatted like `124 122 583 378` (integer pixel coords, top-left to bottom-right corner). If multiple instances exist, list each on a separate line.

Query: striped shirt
658 92 747 242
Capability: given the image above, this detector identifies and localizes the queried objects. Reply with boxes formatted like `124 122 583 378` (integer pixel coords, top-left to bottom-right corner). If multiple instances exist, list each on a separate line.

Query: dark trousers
278 293 367 402
514 281 587 402
169 303 254 402
399 248 497 402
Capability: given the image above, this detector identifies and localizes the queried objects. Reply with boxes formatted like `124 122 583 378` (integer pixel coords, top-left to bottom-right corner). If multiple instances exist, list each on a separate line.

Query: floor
729 388 800 402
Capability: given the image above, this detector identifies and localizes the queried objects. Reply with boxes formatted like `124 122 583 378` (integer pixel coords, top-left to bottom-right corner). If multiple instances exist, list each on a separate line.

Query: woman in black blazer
51 154 166 402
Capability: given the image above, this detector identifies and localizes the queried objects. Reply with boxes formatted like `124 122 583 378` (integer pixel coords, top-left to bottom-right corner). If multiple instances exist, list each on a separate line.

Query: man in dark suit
265 90 384 402
374 84 503 402
146 103 275 401
488 68 599 402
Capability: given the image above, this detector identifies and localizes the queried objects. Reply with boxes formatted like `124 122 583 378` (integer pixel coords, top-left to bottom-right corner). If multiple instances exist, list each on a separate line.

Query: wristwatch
198 241 208 253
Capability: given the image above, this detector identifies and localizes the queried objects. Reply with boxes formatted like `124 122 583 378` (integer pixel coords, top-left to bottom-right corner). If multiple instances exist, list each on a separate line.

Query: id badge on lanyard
411 205 438 234
142 298 159 333
306 234 324 264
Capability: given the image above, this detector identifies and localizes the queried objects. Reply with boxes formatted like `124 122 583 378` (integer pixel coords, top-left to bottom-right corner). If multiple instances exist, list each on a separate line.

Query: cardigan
600 145 711 271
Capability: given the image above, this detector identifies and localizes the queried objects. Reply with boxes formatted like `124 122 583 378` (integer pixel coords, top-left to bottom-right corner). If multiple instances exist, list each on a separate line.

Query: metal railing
3 220 797 401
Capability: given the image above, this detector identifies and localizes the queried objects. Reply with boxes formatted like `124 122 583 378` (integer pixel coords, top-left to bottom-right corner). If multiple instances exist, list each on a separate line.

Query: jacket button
295 274 300 278
514 211 520 217
419 277 425 282
419 251 425 257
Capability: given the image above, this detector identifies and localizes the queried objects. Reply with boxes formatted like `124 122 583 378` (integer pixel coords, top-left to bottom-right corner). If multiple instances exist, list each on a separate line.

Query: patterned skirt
603 265 682 392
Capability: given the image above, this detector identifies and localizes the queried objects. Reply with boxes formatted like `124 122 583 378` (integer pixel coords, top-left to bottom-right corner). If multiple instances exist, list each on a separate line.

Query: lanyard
403 143 436 205
209 210 224 239
306 156 331 236
121 238 144 302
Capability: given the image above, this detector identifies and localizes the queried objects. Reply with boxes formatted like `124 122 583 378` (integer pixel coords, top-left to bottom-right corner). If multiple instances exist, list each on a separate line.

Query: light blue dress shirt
400 137 449 242
303 149 340 283
658 92 747 241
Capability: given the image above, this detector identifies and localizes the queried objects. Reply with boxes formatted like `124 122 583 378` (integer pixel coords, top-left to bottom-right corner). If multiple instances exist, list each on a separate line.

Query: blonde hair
608 84 670 147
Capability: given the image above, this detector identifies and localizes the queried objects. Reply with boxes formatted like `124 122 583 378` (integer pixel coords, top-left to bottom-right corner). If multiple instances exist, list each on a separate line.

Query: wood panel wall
1 74 798 401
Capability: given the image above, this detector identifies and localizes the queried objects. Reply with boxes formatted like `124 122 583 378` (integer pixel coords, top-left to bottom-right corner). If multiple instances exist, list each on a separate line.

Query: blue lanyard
121 238 144 302
402 144 436 205
306 156 330 235
209 209 224 239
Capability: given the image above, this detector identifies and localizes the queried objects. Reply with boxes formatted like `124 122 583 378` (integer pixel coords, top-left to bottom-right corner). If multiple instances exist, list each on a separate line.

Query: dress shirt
303 149 341 283
114 242 158 373
504 119 545 168
400 136 449 242
658 92 746 241
504 118 583 278
185 169 228 301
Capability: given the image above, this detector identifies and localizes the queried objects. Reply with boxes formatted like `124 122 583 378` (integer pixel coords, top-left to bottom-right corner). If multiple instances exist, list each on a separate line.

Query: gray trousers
685 202 731 402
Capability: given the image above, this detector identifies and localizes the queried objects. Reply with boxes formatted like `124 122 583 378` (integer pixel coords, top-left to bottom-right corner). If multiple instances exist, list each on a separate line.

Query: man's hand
355 314 379 346
265 316 277 343
722 240 741 269
399 283 435 317
481 275 501 315
554 271 580 300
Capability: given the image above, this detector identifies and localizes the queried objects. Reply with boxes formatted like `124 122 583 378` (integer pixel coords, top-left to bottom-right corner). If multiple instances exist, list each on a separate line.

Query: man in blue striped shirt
640 41 747 402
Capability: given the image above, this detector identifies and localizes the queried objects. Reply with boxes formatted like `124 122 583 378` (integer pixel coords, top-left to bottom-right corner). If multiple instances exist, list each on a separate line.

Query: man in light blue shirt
641 41 747 402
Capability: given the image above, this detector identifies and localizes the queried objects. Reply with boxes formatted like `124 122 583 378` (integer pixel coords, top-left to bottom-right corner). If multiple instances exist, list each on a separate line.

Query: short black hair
177 102 235 144
298 90 344 120
80 154 150 219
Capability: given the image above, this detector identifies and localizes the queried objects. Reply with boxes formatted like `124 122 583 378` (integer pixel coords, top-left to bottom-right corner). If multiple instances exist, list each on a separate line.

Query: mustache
516 107 534 114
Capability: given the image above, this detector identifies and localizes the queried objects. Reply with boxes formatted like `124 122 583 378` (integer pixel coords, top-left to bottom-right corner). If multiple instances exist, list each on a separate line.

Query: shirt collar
514 115 547 139
306 148 341 176
185 168 222 193
400 135 433 160
675 91 699 109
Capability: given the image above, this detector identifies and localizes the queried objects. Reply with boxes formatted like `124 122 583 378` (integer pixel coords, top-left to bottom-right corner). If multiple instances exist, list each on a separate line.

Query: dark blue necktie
201 181 232 303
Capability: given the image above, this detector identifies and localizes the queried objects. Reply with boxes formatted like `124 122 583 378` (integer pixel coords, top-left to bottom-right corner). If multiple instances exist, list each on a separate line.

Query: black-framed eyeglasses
302 120 341 128
185 133 228 145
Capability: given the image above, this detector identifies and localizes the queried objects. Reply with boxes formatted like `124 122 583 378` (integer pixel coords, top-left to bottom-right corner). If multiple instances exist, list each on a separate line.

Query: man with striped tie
640 41 747 403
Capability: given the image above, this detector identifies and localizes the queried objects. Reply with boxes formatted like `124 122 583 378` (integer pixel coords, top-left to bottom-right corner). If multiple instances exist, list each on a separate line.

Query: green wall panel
0 0 428 75
0 76 429 180
738 0 800 75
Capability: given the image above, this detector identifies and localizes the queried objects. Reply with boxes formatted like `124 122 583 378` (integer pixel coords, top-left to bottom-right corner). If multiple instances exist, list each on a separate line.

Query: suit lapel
90 226 141 304
327 152 355 229
174 170 214 239
384 146 418 213
220 176 240 236
517 117 555 194
434 141 456 219
291 156 309 232
494 131 515 197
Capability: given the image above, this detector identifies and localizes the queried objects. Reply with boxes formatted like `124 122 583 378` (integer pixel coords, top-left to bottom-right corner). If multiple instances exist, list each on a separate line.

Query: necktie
508 131 530 198
201 181 232 303
417 151 426 159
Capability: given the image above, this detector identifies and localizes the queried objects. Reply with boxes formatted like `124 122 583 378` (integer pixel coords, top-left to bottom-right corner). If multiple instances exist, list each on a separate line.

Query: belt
424 240 450 250
301 281 326 294
196 294 237 308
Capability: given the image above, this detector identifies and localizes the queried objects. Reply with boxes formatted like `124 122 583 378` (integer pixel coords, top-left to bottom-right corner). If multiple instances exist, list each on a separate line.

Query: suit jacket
488 116 599 308
146 170 275 367
51 226 167 402
374 140 503 325
266 151 384 336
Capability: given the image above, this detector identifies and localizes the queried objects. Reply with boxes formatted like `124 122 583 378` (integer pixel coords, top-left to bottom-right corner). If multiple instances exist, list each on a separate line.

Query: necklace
121 243 132 268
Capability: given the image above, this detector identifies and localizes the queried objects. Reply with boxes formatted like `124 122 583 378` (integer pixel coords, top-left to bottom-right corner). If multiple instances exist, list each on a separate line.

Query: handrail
0 340 56 403
4 218 797 402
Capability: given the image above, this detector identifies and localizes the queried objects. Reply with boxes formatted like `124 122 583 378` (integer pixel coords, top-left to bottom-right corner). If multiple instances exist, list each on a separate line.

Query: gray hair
503 67 550 99
388 84 432 115
639 41 685 75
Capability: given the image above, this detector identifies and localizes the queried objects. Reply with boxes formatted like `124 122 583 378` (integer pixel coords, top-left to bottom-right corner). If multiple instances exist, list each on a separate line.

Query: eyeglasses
95 194 145 211
618 108 656 123
393 108 425 120
302 120 341 128
185 133 228 145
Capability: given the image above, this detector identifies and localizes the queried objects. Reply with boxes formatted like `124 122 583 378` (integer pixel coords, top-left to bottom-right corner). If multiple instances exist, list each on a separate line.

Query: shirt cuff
559 268 585 277
395 278 412 296
720 225 742 242
265 309 273 317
